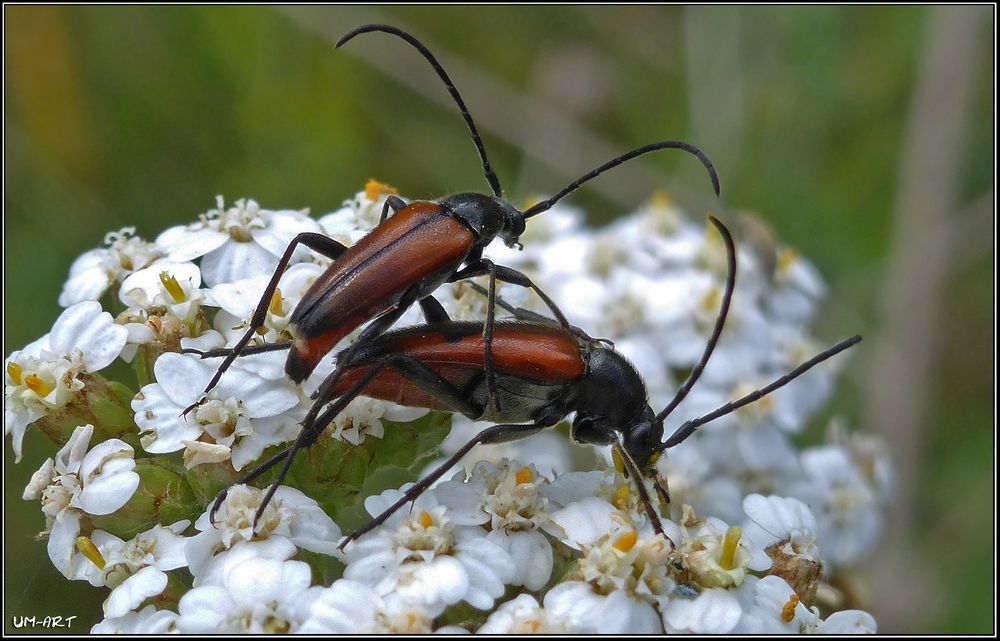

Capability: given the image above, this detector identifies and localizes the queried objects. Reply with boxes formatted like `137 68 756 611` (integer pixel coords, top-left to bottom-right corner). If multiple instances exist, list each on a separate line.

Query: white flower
477 594 572 634
343 487 516 612
176 557 313 633
155 196 322 287
541 521 673 634
764 247 827 324
435 460 554 590
22 424 139 577
543 468 659 538
115 261 211 362
788 446 883 567
665 507 753 590
131 351 301 470
666 379 802 474
73 521 190 618
736 575 877 634
661 583 747 634
327 396 429 446
91 604 178 634
543 578 664 634
5 302 128 461
653 507 756 634
59 227 162 307
209 262 325 347
545 495 632 549
742 494 821 573
118 261 204 313
298 579 444 633
186 484 342 582
10 186 885 634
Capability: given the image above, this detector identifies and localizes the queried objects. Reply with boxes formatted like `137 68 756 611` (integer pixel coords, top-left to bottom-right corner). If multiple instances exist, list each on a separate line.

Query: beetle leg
250 351 486 529
182 232 349 416
181 342 292 359
465 282 554 324
251 358 396 530
447 259 503 413
449 261 573 333
378 195 408 224
208 445 294 525
417 295 451 324
338 419 557 549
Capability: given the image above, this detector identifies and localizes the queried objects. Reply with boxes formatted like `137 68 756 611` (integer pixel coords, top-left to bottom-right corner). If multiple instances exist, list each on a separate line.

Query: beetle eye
625 421 662 470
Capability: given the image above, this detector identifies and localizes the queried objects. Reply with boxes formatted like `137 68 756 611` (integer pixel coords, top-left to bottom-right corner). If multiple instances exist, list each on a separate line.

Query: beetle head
622 410 665 474
495 198 526 248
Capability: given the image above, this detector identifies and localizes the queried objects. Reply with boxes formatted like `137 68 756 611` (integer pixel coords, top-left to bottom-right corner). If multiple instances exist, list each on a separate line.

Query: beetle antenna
337 24 503 198
522 140 721 218
656 215 736 422
660 335 863 450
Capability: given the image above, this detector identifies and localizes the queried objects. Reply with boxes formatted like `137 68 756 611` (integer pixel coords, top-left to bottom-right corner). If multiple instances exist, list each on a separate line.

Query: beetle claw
209 489 228 527
336 533 356 552
180 396 207 419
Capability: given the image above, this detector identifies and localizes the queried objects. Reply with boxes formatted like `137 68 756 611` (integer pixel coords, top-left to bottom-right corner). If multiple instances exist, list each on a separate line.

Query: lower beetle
212 216 861 548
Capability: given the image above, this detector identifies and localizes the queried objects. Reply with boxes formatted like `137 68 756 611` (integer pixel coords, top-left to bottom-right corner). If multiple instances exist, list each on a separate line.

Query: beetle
183 23 721 418
212 216 861 548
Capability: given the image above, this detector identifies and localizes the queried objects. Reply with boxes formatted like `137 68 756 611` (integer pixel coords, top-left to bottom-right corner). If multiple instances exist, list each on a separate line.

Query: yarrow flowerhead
10 186 883 633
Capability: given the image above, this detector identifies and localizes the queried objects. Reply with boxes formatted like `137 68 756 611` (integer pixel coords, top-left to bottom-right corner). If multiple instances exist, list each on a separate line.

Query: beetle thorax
442 193 525 248
570 345 653 447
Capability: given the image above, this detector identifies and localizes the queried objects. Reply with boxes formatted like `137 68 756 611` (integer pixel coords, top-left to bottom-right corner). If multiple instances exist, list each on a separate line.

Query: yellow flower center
781 593 800 623
651 191 673 209
7 362 23 385
418 511 434 529
719 526 742 570
159 271 187 303
777 247 800 275
24 374 54 398
613 530 638 553
365 178 399 201
269 288 284 316
515 467 534 485
613 484 632 511
76 536 106 570
611 448 626 475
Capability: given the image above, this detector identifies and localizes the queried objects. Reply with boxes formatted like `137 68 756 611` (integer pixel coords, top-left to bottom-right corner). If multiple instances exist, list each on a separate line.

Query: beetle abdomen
285 203 474 382
343 321 587 384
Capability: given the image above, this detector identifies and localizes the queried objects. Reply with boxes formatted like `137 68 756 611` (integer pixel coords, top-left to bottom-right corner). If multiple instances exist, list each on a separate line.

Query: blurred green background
3 6 993 633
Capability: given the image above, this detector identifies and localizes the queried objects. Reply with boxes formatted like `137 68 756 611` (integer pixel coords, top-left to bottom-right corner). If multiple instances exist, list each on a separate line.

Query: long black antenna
523 140 721 218
337 24 503 198
656 215 736 422
660 335 863 450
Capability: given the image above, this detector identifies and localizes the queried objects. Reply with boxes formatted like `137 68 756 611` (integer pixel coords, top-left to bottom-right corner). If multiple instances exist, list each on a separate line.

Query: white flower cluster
6 183 888 633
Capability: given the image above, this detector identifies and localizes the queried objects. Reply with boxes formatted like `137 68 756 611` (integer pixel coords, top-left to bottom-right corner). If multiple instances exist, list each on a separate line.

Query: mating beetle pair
188 24 860 546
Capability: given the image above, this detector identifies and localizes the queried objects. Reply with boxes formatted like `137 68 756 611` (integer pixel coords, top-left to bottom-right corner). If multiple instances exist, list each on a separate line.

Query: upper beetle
185 24 721 414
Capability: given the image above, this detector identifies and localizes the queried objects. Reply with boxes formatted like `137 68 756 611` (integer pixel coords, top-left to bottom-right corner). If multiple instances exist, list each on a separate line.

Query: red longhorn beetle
209 216 861 549
183 24 720 420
